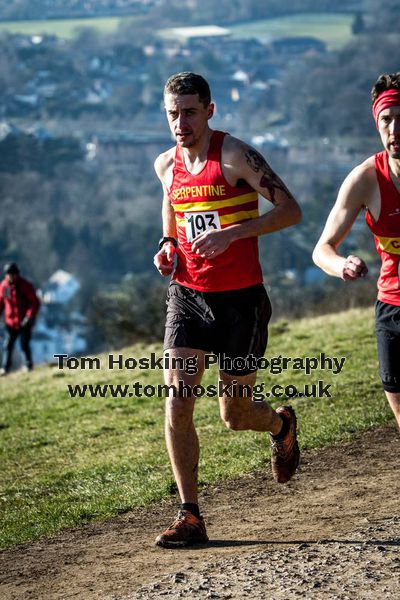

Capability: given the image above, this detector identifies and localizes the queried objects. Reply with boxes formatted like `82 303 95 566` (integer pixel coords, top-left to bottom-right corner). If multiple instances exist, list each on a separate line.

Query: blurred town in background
0 0 398 363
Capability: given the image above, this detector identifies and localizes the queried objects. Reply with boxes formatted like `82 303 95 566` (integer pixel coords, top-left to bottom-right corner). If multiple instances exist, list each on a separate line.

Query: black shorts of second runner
375 300 400 393
164 281 272 376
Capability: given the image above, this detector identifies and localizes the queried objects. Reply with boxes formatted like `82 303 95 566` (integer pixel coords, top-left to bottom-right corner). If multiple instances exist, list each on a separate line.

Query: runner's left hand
191 229 233 259
153 242 176 276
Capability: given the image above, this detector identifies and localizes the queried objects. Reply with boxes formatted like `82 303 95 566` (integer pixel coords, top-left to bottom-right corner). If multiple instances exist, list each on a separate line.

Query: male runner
313 72 400 431
153 72 302 548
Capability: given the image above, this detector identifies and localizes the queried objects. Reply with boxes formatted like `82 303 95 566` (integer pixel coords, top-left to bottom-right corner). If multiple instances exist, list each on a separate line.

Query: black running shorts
164 281 272 376
375 300 400 393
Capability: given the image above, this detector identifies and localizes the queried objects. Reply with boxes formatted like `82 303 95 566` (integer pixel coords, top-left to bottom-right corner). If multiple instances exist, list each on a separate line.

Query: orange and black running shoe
155 509 209 548
270 405 300 483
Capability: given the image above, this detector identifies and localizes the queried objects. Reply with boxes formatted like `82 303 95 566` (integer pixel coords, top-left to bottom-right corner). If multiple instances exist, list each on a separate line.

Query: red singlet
365 151 400 306
169 130 263 292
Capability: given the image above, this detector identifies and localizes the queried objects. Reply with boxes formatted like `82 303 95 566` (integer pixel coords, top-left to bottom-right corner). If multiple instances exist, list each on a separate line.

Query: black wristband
158 236 178 250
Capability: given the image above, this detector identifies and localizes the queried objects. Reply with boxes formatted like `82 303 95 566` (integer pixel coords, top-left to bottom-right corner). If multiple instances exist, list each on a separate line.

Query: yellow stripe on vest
377 235 400 254
176 209 259 227
220 209 259 225
173 191 258 212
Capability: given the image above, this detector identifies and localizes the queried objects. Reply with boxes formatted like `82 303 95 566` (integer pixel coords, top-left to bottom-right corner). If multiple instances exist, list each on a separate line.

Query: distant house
271 37 326 57
31 327 75 365
41 269 80 305
32 270 87 363
159 25 231 45
32 320 87 364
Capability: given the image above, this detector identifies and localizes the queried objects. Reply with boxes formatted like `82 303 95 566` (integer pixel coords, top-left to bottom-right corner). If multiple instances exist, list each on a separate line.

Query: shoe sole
155 536 209 548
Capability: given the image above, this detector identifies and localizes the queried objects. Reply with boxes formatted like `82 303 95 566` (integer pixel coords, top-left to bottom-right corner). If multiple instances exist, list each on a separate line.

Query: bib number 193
185 211 221 243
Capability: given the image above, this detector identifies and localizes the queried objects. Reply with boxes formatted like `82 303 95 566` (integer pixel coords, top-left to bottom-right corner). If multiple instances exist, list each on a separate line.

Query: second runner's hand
341 254 368 280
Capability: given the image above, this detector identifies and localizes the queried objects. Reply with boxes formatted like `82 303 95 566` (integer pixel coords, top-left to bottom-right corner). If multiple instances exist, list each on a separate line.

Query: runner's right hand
342 255 368 280
154 242 176 276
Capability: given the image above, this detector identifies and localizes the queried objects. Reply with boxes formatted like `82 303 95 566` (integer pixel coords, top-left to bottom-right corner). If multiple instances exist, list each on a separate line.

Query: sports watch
158 236 178 250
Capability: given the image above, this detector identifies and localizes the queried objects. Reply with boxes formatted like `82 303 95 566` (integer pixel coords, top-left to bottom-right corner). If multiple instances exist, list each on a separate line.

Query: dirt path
1 426 399 599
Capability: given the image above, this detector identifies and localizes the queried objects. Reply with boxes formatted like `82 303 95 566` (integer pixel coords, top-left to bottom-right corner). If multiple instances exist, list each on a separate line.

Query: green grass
0 307 392 549
229 13 354 50
0 12 354 47
0 15 141 38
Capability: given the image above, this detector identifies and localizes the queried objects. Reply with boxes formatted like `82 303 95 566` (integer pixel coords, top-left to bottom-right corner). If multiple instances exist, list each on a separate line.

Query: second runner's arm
312 165 369 280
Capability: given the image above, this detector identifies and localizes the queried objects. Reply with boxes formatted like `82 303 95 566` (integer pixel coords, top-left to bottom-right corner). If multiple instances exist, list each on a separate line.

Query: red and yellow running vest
169 130 263 292
365 151 400 306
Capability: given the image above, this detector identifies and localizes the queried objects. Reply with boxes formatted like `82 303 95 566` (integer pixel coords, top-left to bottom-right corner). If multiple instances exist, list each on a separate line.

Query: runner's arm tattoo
245 149 294 205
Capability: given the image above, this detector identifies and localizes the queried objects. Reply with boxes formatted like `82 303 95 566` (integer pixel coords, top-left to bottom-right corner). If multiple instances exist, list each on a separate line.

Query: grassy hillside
0 12 354 48
0 15 141 38
159 13 354 51
0 306 392 549
229 13 354 50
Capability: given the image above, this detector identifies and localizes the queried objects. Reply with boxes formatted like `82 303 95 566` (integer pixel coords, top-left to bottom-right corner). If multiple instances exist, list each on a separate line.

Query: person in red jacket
0 262 40 375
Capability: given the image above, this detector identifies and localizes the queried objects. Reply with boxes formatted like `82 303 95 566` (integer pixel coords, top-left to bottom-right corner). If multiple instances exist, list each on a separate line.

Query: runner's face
164 93 214 148
378 106 400 159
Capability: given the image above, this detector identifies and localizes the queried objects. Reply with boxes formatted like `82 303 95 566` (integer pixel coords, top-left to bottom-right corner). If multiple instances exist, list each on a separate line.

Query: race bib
184 211 221 243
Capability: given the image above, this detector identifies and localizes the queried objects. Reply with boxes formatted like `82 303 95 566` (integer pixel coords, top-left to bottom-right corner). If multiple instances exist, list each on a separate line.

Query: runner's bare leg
218 370 283 434
164 348 206 504
385 391 400 429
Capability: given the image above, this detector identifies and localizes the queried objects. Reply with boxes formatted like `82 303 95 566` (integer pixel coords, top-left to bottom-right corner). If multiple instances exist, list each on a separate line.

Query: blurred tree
87 274 169 349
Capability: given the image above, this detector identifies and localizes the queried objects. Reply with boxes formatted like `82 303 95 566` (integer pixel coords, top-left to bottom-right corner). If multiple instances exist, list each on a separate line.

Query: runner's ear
207 103 215 120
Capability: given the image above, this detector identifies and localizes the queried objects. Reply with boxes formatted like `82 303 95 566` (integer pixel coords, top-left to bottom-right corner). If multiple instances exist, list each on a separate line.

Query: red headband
372 89 400 128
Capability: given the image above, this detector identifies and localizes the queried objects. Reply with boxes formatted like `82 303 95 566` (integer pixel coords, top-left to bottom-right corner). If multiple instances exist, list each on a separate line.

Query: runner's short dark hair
371 72 400 102
164 72 211 107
